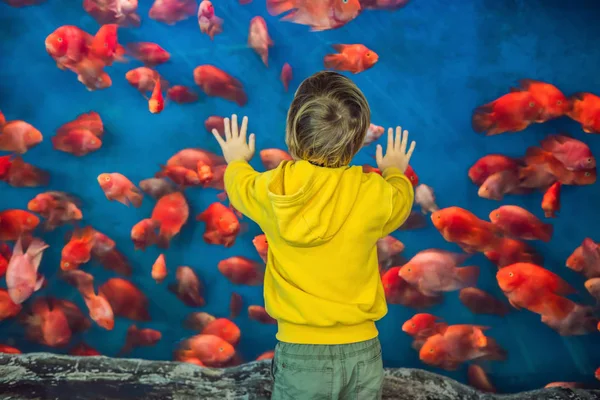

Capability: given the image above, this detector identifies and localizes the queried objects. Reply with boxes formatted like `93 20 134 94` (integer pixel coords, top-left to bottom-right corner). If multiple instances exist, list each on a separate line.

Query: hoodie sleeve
224 160 268 224
380 167 415 237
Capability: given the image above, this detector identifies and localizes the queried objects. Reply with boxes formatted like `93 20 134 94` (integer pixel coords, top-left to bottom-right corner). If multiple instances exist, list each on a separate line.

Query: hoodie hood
267 160 362 247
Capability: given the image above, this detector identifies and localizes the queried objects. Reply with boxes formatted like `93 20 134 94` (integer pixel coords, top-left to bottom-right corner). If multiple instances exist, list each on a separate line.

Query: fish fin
524 146 551 165
518 79 541 90
543 296 575 320
115 195 131 207
471 104 495 134
539 223 553 242
127 187 143 208
509 87 523 93
323 54 344 70
456 266 479 287
570 92 586 101
157 229 171 249
13 237 24 257
331 44 350 52
481 338 507 361
508 298 521 310
216 191 228 201
34 275 45 291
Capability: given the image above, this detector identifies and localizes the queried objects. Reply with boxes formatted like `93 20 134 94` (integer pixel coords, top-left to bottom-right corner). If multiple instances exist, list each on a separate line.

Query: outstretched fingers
239 116 248 143
248 133 256 153
231 114 239 139
212 129 225 147
224 117 232 140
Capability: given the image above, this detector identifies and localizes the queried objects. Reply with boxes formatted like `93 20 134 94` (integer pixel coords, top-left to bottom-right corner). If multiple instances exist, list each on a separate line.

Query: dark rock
0 353 598 399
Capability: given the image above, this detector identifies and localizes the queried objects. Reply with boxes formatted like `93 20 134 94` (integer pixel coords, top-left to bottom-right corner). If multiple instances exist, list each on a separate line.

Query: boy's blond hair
285 71 370 168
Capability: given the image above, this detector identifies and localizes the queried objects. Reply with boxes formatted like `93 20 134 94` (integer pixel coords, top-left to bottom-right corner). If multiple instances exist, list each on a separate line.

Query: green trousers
270 337 384 400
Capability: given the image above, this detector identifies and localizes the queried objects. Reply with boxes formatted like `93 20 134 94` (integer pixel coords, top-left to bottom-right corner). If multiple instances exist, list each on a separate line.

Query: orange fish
28 191 82 231
252 234 268 263
218 256 264 285
431 207 501 253
60 227 96 271
57 111 104 137
149 0 197 25
402 313 448 350
196 203 241 247
541 182 561 218
324 44 378 74
472 91 542 136
155 164 200 187
266 0 361 31
0 288 22 321
0 344 21 354
167 148 225 170
97 172 143 207
152 254 167 283
119 324 162 355
248 305 276 324
204 116 225 136
179 334 235 367
2 156 49 187
98 278 150 321
131 218 160 250
151 192 189 248
20 297 72 347
61 270 115 330
193 65 247 106
459 288 509 316
127 42 170 67
69 342 101 356
567 92 600 134
201 318 241 346
126 67 165 93
148 78 165 114
184 312 215 331
524 147 597 186
468 364 497 393
566 238 600 279
513 80 570 122
89 24 119 65
0 120 43 154
0 209 40 241
229 292 242 319
281 63 292 92
468 154 521 186
496 263 576 319
167 85 199 103
260 148 293 170
52 128 102 156
72 57 113 91
489 205 553 242
256 350 274 361
484 237 542 268
169 266 205 307
248 16 273 67
51 298 91 334
45 25 92 70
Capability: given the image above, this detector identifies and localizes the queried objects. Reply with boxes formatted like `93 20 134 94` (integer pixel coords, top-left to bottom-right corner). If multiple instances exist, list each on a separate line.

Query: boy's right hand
376 126 416 173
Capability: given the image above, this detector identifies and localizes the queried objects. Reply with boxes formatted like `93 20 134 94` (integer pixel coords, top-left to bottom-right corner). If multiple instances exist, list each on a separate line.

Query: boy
211 71 415 400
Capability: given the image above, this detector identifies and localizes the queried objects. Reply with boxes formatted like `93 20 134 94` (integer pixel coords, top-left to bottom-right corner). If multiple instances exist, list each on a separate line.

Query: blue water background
2 0 600 393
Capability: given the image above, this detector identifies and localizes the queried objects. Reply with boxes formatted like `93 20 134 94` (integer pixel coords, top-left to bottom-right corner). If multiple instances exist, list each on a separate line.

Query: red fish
229 293 242 318
363 123 385 147
248 16 273 67
218 256 264 285
431 207 501 253
152 254 167 283
566 238 600 279
131 218 160 250
472 91 542 136
99 278 150 321
155 164 201 187
20 297 72 347
89 24 119 66
167 148 225 170
477 169 523 200
60 227 97 270
257 351 274 360
97 172 143 207
151 192 189 248
2 156 50 187
260 148 293 170
196 202 240 247
83 0 141 28
324 44 378 74
539 134 595 171
459 288 509 316
0 120 43 154
567 92 600 134
489 205 553 242
119 324 162 355
127 42 170 67
468 364 497 393
193 65 247 106
541 182 561 218
28 192 82 231
252 234 268 263
197 0 223 40
402 313 448 350
248 305 276 324
484 237 542 268
204 116 225 136
45 25 92 70
201 318 241 346
0 209 40 241
52 128 102 156
126 67 165 93
149 0 197 25
57 111 104 137
169 266 205 307
148 78 165 114
398 249 479 296
513 80 570 122
0 155 12 180
167 85 199 103
404 165 419 187
381 267 442 308
496 263 576 319
281 63 292 92
468 154 521 186
61 270 115 330
524 147 597 186
179 334 235 366
266 0 361 31
0 288 22 321
70 342 101 356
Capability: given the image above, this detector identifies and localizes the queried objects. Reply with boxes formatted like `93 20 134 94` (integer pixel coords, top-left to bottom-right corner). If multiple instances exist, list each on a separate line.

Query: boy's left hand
212 114 256 164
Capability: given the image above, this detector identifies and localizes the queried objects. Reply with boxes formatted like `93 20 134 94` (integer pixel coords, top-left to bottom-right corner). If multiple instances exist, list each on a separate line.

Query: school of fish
2 0 600 393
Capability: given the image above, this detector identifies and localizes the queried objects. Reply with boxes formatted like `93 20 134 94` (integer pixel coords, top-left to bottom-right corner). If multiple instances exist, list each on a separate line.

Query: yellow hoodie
224 159 414 345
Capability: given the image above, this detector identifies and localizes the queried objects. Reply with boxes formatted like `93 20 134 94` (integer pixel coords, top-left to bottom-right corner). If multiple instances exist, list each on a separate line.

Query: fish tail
266 0 294 16
481 338 507 361
524 146 551 165
157 228 171 249
471 106 494 134
235 88 248 107
540 223 554 242
128 187 143 208
542 295 575 320
323 54 344 70
456 266 479 287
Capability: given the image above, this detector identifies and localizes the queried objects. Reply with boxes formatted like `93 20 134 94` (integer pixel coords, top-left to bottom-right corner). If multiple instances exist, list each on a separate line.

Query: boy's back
211 71 416 399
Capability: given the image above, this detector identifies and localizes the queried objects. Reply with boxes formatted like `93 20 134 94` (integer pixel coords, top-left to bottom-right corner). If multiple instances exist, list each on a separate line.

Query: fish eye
91 140 96 145
529 101 535 107
585 172 591 176
366 52 371 57
105 176 111 182
411 323 415 328
410 176 415 181
407 268 411 272
64 262 70 268
429 348 434 353
495 213 499 218
588 158 592 163
342 0 349 3
557 100 563 105
57 37 63 42
218 347 224 352
508 272 514 277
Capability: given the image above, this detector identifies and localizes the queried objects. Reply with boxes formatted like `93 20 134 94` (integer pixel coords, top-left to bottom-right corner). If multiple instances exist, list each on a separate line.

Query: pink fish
540 134 595 171
260 148 293 170
149 0 197 25
363 123 384 147
280 63 292 92
6 237 48 304
197 0 223 40
248 16 273 67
